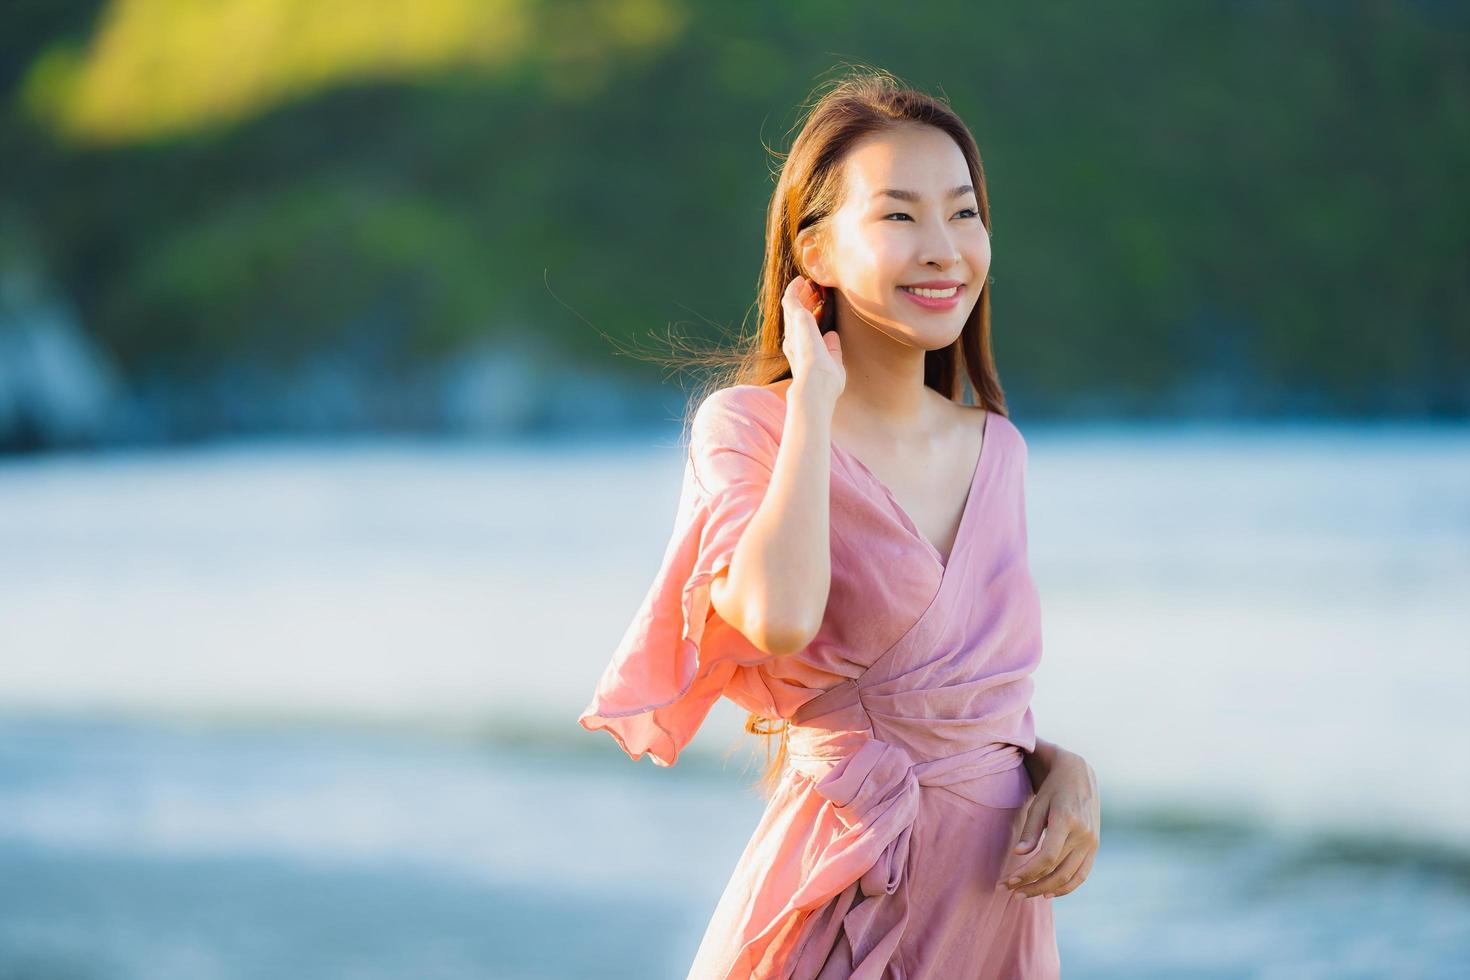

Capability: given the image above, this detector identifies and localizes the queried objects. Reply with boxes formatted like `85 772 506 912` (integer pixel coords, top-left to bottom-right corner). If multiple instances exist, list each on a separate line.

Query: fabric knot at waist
783 678 1032 900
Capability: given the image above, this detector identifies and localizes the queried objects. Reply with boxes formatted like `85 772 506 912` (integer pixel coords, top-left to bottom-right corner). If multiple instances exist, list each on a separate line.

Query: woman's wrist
781 381 834 450
786 375 842 414
1024 737 1064 784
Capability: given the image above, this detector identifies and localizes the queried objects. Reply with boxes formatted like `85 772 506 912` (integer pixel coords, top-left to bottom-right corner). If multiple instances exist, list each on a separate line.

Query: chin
875 321 963 352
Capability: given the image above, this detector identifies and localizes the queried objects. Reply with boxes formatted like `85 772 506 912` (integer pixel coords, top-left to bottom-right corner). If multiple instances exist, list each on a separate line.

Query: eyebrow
872 184 976 203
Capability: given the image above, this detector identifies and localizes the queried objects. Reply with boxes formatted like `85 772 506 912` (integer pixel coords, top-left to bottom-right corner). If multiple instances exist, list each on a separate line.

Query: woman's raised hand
781 277 845 400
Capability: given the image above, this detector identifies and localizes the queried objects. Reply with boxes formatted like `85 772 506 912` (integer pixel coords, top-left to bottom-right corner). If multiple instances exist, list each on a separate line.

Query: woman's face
809 123 990 351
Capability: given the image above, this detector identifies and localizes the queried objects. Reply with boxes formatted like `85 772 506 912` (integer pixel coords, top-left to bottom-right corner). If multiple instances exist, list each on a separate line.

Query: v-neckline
744 382 996 574
830 408 991 571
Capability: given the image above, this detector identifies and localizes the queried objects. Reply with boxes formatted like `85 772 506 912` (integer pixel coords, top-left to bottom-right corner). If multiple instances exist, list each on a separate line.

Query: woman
579 69 1100 979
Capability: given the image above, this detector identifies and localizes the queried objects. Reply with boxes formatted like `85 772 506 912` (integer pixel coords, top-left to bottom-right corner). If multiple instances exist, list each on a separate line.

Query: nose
917 224 962 270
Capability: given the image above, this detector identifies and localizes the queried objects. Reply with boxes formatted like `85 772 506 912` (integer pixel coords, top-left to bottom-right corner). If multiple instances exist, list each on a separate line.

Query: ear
795 227 834 288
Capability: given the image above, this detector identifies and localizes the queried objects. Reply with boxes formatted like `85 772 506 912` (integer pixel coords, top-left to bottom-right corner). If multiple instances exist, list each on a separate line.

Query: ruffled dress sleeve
577 386 785 767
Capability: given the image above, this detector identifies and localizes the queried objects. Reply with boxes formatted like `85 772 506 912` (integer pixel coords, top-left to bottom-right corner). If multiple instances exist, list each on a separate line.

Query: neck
830 302 937 441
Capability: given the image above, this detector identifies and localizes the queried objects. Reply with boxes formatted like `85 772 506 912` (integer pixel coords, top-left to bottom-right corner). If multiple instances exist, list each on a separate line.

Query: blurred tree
0 0 1463 445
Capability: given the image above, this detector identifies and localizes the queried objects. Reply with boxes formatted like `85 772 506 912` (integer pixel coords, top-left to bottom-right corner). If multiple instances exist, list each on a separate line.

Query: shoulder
983 408 1027 463
991 410 1023 449
690 384 785 461
694 382 780 420
952 399 1025 459
700 380 788 413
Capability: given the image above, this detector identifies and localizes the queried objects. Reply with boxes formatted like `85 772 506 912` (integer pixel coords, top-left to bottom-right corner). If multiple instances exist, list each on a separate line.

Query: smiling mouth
899 285 961 298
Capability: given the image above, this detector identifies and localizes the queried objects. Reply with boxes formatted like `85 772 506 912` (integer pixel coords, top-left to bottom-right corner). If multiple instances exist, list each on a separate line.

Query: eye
883 208 981 221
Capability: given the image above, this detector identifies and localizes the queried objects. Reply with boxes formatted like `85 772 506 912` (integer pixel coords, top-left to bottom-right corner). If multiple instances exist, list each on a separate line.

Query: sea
0 419 1466 979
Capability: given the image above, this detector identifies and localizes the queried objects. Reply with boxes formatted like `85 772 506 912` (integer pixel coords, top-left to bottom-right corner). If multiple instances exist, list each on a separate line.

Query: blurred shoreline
5 706 1469 884
2 711 1466 979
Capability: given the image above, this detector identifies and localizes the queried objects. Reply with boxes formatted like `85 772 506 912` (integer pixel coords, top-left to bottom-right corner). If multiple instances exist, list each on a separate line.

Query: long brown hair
631 65 1009 798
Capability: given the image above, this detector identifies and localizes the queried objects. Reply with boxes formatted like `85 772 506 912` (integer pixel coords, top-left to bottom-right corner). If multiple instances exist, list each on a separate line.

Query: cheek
973 230 993 268
834 239 897 294
851 239 908 290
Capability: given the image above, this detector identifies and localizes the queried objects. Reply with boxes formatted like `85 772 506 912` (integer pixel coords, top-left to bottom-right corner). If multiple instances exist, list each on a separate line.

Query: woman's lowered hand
1004 749 1100 899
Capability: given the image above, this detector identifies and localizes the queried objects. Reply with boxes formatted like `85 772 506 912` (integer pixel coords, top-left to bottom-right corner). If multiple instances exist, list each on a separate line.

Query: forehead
839 125 972 201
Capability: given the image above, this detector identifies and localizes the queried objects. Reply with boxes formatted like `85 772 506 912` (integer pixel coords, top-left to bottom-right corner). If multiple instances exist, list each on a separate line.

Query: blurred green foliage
1 0 1465 417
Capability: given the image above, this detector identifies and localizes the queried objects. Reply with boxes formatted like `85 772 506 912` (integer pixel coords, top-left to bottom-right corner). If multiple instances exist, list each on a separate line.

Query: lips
898 283 964 309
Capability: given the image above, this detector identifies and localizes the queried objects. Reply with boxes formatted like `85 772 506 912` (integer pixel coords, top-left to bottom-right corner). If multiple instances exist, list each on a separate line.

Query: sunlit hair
617 64 1009 799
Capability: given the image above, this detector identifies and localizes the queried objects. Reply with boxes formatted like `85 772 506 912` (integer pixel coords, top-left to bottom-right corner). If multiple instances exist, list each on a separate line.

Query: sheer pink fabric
579 384 1060 979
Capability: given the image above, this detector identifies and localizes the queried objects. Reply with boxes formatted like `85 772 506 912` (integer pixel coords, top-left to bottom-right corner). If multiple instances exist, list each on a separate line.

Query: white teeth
901 285 959 299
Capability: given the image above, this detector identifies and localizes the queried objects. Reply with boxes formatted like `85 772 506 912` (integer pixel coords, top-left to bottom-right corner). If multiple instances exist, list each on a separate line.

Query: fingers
781 276 831 376
1017 846 1086 899
783 278 821 336
1003 833 1063 893
1012 801 1049 854
1049 849 1096 899
822 328 842 363
783 275 821 319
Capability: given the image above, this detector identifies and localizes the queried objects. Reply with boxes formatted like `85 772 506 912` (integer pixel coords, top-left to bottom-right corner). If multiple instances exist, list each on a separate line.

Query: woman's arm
710 378 839 657
1022 735 1065 786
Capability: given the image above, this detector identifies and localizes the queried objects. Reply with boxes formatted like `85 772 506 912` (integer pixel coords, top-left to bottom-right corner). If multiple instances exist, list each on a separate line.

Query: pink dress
578 383 1061 979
